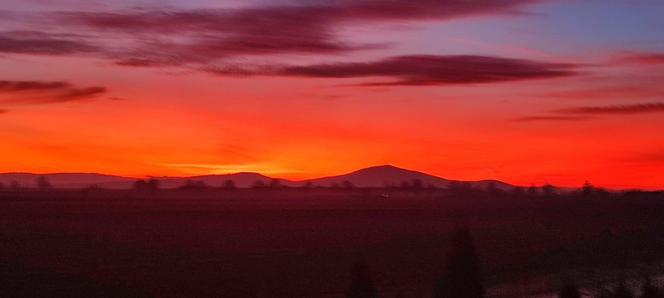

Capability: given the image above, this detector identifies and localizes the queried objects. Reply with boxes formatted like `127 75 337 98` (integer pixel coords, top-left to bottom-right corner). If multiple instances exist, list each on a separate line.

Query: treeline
2 176 663 200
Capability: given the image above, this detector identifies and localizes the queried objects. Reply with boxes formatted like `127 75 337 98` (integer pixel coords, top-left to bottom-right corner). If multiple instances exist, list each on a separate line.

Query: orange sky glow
1 0 664 189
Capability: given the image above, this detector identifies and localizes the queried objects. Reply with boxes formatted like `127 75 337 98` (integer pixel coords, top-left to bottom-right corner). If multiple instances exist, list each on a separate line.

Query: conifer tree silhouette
347 256 378 298
433 227 483 298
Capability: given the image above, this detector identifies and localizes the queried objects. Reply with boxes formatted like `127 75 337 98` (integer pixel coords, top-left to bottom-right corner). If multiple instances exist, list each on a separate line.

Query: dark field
2 189 664 297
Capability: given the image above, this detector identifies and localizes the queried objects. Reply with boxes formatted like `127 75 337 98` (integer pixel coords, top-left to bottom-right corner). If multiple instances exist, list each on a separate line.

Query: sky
1 0 664 189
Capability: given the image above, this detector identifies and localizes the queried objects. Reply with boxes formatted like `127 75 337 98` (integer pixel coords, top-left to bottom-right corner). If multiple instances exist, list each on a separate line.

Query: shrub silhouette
433 227 483 298
346 256 378 298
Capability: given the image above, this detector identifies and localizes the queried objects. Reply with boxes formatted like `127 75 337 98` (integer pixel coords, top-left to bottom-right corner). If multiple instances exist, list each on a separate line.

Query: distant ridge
305 165 451 188
0 165 513 190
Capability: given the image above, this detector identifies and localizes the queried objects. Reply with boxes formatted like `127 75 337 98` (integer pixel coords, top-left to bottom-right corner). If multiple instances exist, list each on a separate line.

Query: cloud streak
616 52 664 65
0 31 97 56
513 115 590 122
556 102 664 115
209 55 578 85
0 80 107 105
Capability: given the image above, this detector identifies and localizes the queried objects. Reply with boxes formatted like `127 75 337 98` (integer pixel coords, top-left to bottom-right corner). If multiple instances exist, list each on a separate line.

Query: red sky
1 0 664 189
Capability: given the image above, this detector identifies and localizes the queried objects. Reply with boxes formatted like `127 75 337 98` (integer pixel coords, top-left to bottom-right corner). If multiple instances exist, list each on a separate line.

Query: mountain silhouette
0 173 135 189
305 165 451 188
0 165 512 190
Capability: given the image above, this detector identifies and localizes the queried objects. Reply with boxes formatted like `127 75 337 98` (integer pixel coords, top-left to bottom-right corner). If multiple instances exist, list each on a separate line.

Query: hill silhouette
0 165 512 190
306 165 451 188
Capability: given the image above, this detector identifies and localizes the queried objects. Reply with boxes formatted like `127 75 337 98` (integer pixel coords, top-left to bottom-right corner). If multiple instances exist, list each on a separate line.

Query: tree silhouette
581 181 595 197
346 256 378 298
542 184 557 198
433 227 483 298
146 178 159 191
400 180 411 190
558 281 581 298
133 179 147 191
411 179 423 192
252 180 266 189
37 176 53 191
180 180 208 190
511 186 525 197
222 179 236 190
269 179 283 189
640 278 662 298
342 180 355 189
527 185 539 197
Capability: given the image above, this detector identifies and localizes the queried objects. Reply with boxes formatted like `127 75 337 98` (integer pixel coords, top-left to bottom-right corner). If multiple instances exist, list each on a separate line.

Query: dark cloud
208 55 578 85
0 109 7 114
513 115 590 122
556 102 664 115
0 31 97 56
0 80 107 105
42 1 539 66
61 1 538 33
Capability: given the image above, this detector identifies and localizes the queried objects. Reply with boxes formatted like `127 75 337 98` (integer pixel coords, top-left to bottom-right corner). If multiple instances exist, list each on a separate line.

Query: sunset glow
1 0 664 189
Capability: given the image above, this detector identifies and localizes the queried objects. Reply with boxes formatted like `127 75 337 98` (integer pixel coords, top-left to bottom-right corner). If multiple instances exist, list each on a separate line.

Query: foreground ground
1 189 664 297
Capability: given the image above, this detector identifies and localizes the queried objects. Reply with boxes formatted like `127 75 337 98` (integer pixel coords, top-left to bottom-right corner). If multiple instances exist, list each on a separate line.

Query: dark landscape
2 166 664 297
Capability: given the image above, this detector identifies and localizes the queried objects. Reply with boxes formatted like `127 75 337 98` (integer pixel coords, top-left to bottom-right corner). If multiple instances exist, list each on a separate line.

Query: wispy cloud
0 80 107 105
513 115 590 122
615 52 664 65
556 102 664 115
0 30 97 56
